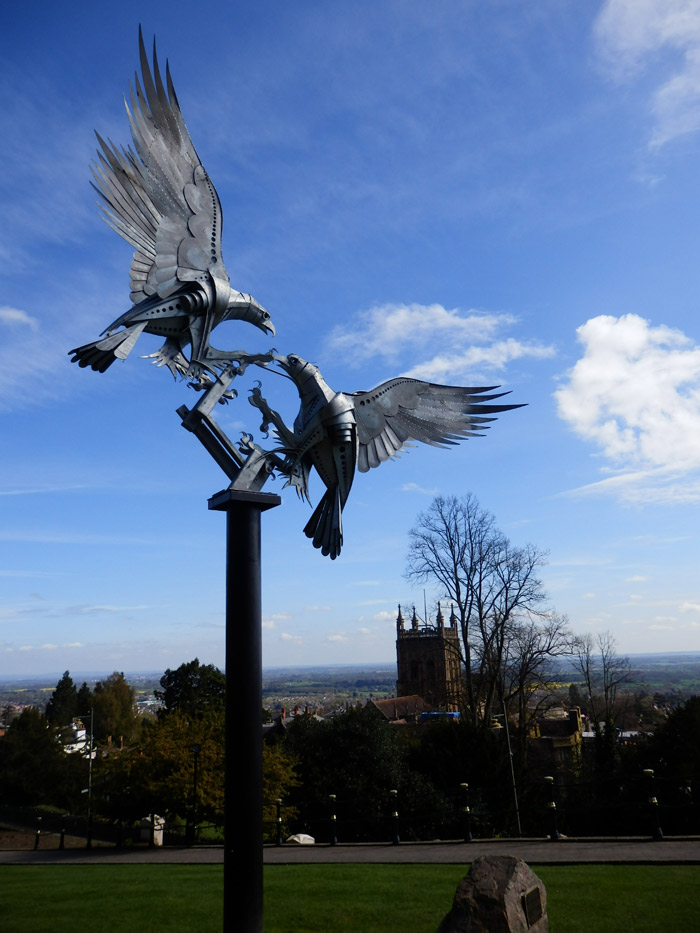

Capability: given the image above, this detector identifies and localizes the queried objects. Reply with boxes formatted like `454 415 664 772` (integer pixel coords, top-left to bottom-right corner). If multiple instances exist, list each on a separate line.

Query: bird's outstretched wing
351 379 525 473
90 27 228 304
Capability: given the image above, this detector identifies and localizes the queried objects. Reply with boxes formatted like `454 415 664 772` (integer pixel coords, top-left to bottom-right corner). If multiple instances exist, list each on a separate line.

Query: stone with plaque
437 855 548 932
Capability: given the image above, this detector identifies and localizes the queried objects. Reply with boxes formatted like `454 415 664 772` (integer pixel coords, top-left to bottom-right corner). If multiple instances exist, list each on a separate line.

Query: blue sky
3 0 700 678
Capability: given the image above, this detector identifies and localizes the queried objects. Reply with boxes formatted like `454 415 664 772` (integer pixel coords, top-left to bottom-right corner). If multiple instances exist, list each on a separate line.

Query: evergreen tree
92 672 139 744
45 671 78 727
0 708 83 807
155 658 225 718
76 682 94 717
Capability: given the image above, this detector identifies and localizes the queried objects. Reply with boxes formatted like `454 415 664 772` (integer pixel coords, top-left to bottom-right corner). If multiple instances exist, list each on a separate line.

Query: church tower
395 603 462 711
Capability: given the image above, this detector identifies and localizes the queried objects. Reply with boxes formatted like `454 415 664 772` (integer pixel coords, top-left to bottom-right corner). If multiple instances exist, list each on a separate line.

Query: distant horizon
2 649 700 685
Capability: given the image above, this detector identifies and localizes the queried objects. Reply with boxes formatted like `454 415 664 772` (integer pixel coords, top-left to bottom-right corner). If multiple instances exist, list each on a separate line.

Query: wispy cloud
373 610 394 623
262 612 293 629
325 303 553 383
0 484 88 497
68 604 151 614
0 307 38 330
402 482 439 496
595 0 700 147
556 314 700 501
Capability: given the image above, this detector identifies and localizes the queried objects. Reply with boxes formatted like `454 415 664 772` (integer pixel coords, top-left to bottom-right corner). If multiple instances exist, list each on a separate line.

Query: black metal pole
189 743 201 847
329 794 337 846
390 789 400 845
460 783 472 843
545 775 561 841
209 488 280 933
275 799 283 847
644 768 664 841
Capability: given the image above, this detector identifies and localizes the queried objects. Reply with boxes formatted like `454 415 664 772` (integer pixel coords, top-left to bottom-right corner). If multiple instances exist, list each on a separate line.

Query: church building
395 603 462 712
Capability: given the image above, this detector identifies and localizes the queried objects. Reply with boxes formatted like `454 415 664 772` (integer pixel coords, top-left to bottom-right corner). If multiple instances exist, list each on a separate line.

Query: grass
1 864 699 932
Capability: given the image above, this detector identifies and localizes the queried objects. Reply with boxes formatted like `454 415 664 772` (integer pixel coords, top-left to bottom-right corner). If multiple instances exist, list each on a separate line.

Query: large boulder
437 855 547 932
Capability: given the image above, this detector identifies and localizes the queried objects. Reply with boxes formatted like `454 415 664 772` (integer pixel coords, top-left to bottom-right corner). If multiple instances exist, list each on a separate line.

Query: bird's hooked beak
269 353 307 383
226 292 276 336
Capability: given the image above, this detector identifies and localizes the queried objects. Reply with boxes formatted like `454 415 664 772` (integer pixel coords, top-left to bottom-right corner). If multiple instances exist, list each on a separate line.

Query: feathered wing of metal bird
250 354 525 559
69 29 274 378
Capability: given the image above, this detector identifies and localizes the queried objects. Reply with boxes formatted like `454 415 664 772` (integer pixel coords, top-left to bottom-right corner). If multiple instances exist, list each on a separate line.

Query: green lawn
1 863 698 932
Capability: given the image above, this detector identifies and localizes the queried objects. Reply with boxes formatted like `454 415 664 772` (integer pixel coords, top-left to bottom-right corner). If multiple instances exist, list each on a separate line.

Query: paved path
2 837 699 865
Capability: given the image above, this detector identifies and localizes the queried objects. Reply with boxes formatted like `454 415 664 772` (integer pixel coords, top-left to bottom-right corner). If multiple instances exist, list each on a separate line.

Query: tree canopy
45 671 78 728
155 658 226 718
92 672 140 744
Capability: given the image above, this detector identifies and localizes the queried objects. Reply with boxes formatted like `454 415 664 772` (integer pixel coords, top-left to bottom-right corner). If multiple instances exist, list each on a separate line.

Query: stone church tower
395 603 462 712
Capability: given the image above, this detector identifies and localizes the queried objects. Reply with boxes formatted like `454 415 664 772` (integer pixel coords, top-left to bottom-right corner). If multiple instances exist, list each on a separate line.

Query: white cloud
556 314 700 500
324 303 553 383
262 612 293 629
402 482 439 496
595 0 700 146
404 339 554 382
0 307 38 330
70 604 150 614
373 610 395 623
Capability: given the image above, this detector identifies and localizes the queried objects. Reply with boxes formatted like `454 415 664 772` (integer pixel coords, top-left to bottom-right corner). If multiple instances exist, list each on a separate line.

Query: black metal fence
3 771 697 848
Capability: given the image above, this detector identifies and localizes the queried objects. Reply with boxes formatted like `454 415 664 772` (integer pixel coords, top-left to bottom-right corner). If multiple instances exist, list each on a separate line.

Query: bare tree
501 613 572 754
406 494 565 727
572 631 631 740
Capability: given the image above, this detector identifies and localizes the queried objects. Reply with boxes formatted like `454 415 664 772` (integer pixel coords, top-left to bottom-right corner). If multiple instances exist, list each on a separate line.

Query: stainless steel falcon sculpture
71 32 526 559
248 354 524 559
69 29 274 379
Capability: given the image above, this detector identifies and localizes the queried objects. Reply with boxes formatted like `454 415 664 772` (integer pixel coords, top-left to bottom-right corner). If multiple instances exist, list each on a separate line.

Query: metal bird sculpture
69 29 274 379
248 354 524 559
71 33 526 560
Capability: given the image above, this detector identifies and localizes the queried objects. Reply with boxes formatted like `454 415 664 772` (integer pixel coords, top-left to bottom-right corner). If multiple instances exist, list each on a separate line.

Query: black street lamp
329 794 338 846
460 783 472 843
188 743 201 847
544 776 561 841
84 708 94 849
275 799 283 847
390 789 400 845
643 768 663 841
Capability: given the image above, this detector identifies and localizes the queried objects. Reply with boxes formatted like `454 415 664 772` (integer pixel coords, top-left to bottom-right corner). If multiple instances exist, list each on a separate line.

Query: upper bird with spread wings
249 354 525 559
70 29 274 378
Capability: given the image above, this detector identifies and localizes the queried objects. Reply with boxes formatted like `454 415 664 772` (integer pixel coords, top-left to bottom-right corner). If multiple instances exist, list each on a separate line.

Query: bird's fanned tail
69 323 147 372
304 486 343 560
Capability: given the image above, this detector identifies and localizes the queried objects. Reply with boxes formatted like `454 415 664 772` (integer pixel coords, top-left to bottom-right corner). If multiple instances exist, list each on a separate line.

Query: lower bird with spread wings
249 354 524 559
70 30 274 379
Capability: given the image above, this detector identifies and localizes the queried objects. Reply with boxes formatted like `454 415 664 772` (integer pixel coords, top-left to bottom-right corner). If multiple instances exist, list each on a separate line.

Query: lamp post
329 794 338 846
189 743 201 847
86 708 94 849
643 768 663 841
390 789 400 845
492 702 522 837
275 799 283 847
544 776 561 841
460 783 472 843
